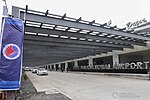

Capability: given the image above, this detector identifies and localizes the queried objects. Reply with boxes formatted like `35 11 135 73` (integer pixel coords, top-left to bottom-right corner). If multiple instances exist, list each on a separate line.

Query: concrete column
54 64 56 71
74 60 78 67
58 63 61 69
88 56 93 66
65 62 68 72
112 50 119 68
146 41 150 49
12 6 19 18
3 6 8 16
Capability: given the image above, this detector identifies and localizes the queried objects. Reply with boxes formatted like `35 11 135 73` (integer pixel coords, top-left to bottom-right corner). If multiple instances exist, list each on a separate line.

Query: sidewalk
72 71 149 80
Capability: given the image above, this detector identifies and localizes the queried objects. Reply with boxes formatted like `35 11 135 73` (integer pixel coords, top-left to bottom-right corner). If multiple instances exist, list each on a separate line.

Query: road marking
54 88 73 99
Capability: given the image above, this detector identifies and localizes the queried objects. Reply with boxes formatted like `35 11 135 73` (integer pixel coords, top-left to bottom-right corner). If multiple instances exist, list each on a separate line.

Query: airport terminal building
9 6 150 74
49 20 150 74
70 22 150 73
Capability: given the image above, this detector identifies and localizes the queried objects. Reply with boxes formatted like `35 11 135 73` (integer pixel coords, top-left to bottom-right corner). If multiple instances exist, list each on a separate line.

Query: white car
23 67 31 71
32 67 38 73
37 68 48 75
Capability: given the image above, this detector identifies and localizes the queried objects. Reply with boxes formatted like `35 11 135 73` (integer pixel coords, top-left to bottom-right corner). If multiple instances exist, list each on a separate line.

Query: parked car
37 68 48 75
32 67 38 73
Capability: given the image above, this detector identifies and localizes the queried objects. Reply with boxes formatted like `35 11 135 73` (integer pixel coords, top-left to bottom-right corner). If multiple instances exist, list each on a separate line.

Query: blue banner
0 17 24 90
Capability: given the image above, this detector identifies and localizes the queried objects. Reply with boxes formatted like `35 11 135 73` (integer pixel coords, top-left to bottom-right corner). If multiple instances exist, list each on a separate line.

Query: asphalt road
26 71 150 100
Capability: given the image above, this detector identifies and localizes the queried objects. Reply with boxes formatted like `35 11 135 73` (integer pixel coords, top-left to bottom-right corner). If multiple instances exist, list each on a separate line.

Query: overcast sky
0 0 150 28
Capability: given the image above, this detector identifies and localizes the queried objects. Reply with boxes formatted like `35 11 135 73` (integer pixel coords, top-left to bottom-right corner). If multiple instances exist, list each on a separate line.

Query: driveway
26 71 150 100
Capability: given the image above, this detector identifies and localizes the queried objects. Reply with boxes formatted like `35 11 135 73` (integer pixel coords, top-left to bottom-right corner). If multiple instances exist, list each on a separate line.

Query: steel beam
24 44 110 52
20 12 150 41
24 47 106 54
24 34 132 49
24 39 123 51
25 26 145 46
24 48 103 56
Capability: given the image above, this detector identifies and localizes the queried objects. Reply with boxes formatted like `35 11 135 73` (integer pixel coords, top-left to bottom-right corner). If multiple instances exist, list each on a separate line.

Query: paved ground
16 73 71 100
26 71 150 100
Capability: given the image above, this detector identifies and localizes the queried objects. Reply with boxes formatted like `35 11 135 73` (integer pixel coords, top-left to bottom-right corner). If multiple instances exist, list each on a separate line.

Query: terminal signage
113 61 149 69
94 61 150 70
126 18 147 30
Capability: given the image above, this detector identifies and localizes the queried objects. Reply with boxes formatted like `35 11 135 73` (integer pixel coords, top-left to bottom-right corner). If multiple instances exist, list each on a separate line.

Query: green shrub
22 71 28 81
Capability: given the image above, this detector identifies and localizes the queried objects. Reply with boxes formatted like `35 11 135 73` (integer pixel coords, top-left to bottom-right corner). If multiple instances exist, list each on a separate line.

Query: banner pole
2 91 5 100
12 91 14 100
5 91 16 100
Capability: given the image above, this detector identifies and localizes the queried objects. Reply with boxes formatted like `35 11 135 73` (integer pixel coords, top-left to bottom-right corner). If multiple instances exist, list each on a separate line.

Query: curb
74 72 149 80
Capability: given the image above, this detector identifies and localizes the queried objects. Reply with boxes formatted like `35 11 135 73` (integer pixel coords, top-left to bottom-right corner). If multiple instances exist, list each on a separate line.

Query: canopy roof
11 6 150 66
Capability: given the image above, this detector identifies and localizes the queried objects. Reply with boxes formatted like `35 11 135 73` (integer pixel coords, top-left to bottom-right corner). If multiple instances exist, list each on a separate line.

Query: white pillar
146 41 150 49
65 62 68 72
88 56 93 66
3 6 8 16
74 60 78 67
113 50 119 67
54 64 56 70
58 63 61 69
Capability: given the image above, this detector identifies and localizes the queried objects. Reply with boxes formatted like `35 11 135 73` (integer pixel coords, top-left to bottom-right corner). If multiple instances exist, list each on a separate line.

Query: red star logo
5 45 15 57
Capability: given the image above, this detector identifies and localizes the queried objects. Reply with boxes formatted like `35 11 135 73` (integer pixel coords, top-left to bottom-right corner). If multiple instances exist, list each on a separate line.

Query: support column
112 50 119 68
54 64 56 71
146 41 150 49
88 56 93 66
3 6 8 16
65 62 68 72
58 63 61 69
12 6 19 18
58 63 61 72
74 60 78 67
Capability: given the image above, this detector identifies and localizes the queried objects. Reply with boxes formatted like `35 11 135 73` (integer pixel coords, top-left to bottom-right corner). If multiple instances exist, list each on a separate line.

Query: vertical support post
12 6 20 18
54 64 56 71
88 56 93 66
3 6 8 16
113 50 119 68
58 63 61 71
65 62 68 72
74 60 78 67
58 63 61 69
